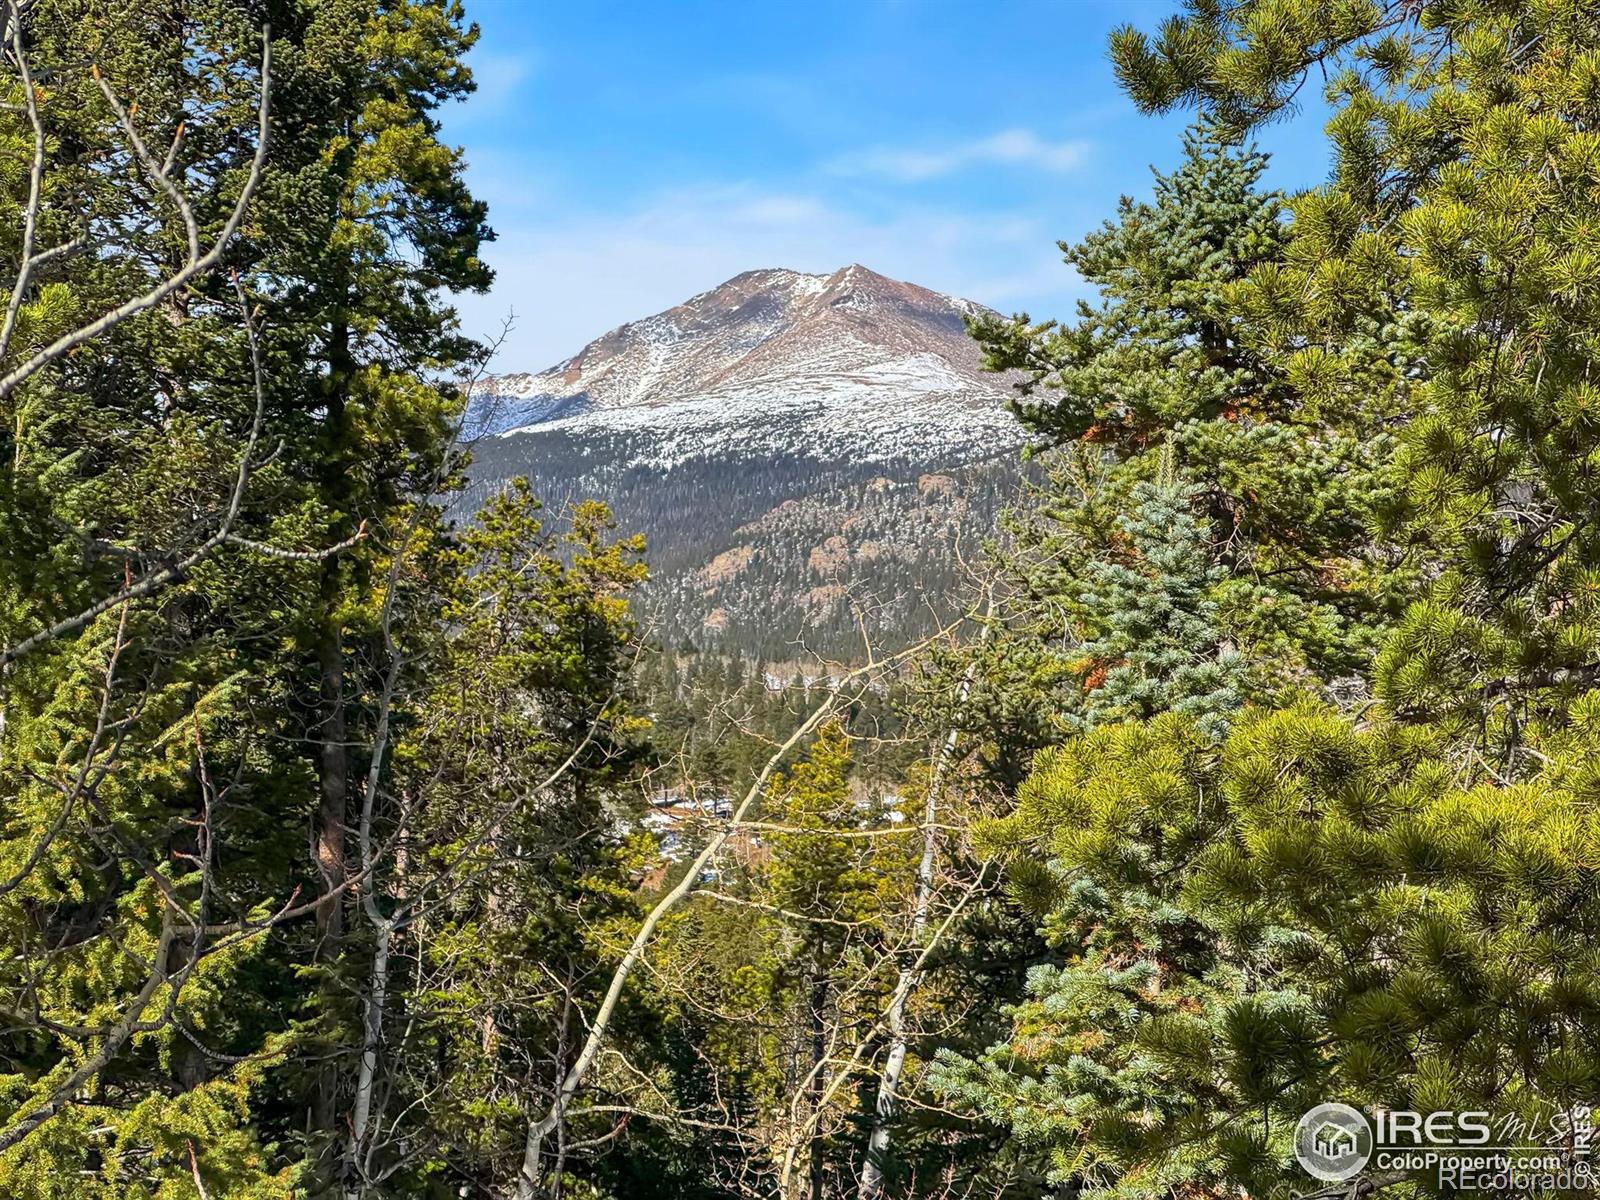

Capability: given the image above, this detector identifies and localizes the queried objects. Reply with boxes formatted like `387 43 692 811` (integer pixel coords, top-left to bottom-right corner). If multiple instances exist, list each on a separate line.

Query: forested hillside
463 429 1025 656
4 2 1600 1199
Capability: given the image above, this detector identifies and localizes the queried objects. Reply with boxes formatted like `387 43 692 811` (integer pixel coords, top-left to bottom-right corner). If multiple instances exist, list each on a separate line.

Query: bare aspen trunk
344 918 392 1200
313 309 353 949
311 614 348 1157
339 571 404 1199
548 996 573 1200
859 635 983 1199
513 635 945 1198
481 805 507 1058
805 970 829 1200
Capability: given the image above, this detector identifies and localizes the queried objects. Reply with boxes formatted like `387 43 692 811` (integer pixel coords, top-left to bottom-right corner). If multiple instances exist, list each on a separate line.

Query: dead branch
515 622 963 1200
0 23 284 671
0 22 272 403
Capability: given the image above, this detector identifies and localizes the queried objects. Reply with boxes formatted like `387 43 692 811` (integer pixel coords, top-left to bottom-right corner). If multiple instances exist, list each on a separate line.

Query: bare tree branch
0 25 280 670
0 25 272 404
0 265 367 672
860 602 991 1198
0 914 177 1154
516 624 962 1200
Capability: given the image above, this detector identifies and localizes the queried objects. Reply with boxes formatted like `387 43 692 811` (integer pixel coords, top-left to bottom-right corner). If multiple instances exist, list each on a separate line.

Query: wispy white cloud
451 182 1086 370
454 51 537 122
829 129 1092 181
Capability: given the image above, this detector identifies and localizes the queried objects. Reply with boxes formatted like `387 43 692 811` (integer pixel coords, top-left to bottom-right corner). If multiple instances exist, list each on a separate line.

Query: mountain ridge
470 264 1019 466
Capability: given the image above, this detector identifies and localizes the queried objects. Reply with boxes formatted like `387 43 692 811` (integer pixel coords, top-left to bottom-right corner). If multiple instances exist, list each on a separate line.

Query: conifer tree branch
0 269 376 672
0 583 130 898
0 914 176 1154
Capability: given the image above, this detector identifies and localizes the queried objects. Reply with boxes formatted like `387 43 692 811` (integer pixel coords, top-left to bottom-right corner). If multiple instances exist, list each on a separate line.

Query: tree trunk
344 918 391 1200
311 310 353 1169
517 679 860 1200
548 995 573 1200
805 970 829 1200
859 635 982 1199
315 613 347 948
314 312 353 951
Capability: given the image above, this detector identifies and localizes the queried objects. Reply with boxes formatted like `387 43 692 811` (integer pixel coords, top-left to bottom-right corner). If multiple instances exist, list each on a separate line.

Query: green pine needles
1068 473 1244 740
944 3 1600 1198
936 703 1600 1198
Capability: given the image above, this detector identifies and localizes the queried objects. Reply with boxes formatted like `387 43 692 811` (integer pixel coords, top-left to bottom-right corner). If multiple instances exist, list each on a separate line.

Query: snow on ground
498 351 1018 470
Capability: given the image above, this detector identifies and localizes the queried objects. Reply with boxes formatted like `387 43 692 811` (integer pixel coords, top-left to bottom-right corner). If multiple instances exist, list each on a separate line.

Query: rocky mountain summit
464 266 1025 654
471 264 1019 465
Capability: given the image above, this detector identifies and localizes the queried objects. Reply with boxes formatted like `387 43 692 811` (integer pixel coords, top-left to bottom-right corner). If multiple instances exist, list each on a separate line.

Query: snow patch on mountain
471 264 1021 467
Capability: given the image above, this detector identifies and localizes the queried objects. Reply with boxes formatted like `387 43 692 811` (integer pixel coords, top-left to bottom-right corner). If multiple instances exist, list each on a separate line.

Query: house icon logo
1294 1102 1373 1182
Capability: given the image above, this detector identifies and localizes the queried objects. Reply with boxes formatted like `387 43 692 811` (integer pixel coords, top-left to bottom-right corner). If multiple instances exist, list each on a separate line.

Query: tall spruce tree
881 125 1385 1199
957 123 1412 794
228 0 493 1178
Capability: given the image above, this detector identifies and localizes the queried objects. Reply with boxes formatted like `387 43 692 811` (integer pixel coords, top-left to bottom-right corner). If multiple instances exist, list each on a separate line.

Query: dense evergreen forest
4 1 1600 1198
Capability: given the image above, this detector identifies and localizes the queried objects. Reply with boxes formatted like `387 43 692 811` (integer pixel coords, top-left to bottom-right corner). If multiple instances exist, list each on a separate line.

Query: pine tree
956 124 1412 795
936 700 1600 1198
361 480 649 1195
0 6 304 1192
1112 0 1600 763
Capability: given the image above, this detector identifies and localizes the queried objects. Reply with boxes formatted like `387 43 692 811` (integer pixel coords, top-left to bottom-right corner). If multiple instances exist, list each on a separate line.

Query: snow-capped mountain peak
471 265 1016 465
462 265 1024 653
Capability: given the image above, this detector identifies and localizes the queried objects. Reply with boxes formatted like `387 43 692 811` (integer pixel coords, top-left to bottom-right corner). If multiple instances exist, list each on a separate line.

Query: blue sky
445 0 1333 370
